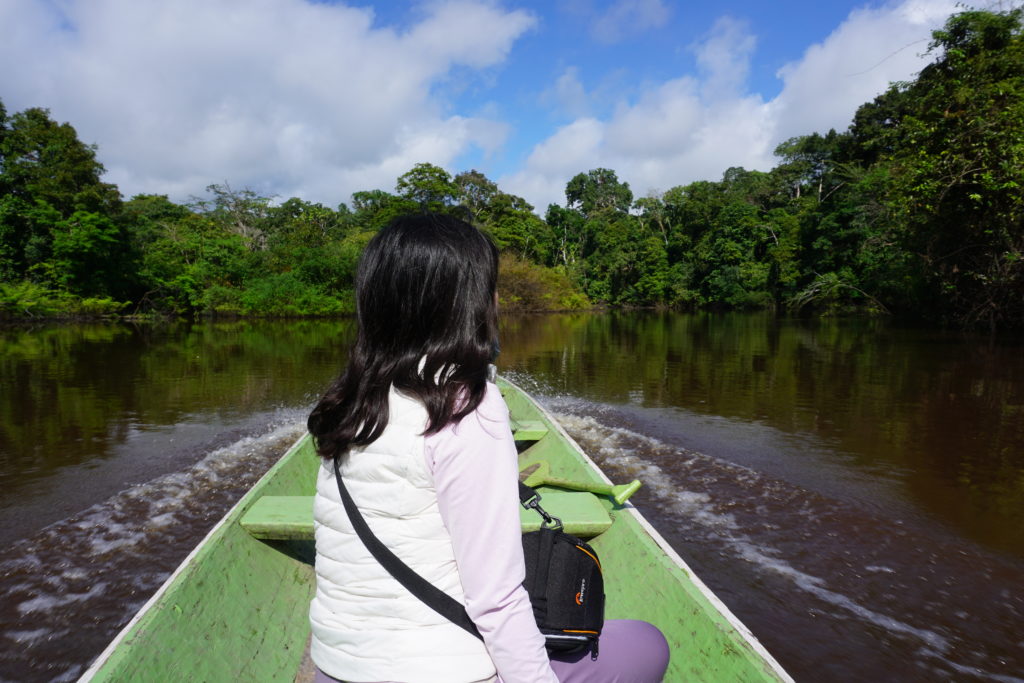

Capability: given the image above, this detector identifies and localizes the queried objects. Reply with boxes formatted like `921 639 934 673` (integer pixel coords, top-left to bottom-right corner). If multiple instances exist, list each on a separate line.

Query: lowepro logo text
575 578 587 605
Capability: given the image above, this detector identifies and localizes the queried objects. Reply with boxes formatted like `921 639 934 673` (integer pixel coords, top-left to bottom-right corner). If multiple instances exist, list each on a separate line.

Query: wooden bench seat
512 420 549 441
240 489 611 541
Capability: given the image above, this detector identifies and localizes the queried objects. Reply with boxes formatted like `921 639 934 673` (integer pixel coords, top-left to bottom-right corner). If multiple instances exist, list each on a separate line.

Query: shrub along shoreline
0 252 591 321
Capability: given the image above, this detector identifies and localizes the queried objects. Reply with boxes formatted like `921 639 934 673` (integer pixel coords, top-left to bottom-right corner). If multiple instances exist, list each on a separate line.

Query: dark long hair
307 213 499 461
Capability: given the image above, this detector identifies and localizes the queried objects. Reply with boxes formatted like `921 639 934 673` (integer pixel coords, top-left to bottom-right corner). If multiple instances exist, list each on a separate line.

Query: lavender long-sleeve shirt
424 383 559 683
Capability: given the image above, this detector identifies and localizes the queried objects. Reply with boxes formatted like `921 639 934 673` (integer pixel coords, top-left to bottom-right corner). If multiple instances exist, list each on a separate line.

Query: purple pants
548 619 669 682
313 619 670 683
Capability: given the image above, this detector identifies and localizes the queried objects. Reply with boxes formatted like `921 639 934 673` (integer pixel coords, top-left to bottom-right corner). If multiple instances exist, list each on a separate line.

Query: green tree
0 104 121 281
0 99 8 192
191 183 272 251
869 9 1024 328
658 170 780 308
45 210 135 297
0 106 119 217
264 197 350 250
134 210 248 314
565 168 633 219
480 192 552 262
544 203 589 269
350 189 417 230
454 169 499 224
0 196 61 281
773 131 848 203
634 194 672 248
395 162 459 211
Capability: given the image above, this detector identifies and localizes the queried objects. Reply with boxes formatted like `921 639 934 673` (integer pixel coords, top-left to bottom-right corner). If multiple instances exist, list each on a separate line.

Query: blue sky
0 0 957 211
442 1 918 175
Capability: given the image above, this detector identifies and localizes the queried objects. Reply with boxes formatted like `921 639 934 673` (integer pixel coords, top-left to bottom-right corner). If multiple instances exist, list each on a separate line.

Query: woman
307 213 668 682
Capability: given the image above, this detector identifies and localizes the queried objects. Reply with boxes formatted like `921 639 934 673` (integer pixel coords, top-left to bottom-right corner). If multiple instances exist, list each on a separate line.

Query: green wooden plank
518 489 612 537
241 490 612 541
512 420 548 441
240 496 314 540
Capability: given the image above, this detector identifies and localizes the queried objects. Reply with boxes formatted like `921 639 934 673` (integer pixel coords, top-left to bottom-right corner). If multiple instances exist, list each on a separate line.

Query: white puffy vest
309 388 496 683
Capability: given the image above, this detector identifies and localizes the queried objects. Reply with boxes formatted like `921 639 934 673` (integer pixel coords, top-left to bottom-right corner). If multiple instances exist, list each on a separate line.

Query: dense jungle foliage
1 9 1021 328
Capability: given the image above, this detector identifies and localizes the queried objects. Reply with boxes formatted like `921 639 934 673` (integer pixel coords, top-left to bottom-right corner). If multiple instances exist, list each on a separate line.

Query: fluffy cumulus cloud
768 0 956 142
504 0 956 210
0 0 534 205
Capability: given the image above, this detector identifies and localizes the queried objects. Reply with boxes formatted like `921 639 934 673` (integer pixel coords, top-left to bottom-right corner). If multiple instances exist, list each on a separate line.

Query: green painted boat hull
81 379 790 682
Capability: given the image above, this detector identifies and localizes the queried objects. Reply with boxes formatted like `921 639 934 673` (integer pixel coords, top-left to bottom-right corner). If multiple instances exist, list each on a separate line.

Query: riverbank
0 276 894 324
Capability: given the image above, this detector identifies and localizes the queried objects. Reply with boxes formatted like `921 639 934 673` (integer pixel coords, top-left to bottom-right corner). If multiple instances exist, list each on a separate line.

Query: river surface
1 313 1022 681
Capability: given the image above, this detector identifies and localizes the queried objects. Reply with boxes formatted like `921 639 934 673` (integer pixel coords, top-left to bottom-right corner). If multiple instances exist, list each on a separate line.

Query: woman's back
310 387 498 683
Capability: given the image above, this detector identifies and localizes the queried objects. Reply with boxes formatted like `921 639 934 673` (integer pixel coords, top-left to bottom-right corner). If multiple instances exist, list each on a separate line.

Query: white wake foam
550 409 954 655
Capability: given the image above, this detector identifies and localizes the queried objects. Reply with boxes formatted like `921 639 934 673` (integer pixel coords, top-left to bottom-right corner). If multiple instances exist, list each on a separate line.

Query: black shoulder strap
518 481 539 504
519 481 562 531
332 457 482 640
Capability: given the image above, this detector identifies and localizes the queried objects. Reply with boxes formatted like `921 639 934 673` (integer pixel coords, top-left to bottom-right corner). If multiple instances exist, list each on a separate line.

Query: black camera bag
520 487 604 655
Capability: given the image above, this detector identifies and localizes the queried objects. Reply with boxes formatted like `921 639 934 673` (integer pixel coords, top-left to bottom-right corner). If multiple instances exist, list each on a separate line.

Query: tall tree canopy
875 9 1024 328
0 103 126 293
395 162 459 211
565 168 633 218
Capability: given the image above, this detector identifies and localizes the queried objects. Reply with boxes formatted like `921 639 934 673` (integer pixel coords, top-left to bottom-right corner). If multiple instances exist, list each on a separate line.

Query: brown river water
0 313 1022 681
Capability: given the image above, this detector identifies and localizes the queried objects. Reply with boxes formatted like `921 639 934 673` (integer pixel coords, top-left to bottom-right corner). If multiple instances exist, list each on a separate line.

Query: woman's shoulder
451 382 509 441
478 379 510 416
424 382 512 471
479 381 507 412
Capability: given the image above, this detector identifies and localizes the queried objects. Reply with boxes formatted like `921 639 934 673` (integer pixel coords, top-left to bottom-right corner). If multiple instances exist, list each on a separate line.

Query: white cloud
503 0 956 211
544 66 591 118
0 0 960 214
768 0 956 143
695 17 757 100
0 0 534 205
591 0 671 45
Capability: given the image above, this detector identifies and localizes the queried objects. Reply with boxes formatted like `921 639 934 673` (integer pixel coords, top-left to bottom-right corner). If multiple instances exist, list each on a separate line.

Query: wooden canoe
80 378 791 682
